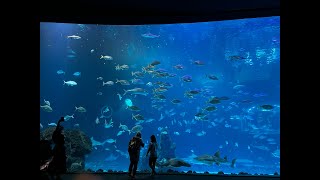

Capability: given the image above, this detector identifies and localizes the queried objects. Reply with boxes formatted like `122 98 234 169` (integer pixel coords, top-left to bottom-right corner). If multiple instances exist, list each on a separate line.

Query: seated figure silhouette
40 139 53 169
40 139 53 180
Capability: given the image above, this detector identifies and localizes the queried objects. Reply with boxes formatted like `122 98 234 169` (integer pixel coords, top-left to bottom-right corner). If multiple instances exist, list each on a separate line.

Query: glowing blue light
125 99 133 107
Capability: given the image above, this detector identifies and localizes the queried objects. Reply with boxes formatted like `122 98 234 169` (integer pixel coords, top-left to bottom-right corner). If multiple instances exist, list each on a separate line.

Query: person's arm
128 139 131 152
141 139 145 147
146 143 151 156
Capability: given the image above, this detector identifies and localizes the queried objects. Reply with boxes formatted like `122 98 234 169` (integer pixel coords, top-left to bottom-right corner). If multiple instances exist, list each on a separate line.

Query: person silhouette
48 117 67 180
127 132 144 179
146 135 158 176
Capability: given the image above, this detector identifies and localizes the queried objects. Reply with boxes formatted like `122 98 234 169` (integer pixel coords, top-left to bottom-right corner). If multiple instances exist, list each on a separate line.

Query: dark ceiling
40 0 280 24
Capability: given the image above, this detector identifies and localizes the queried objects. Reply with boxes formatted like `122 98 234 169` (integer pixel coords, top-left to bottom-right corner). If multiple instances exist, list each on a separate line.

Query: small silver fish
95 117 100 124
106 139 116 144
44 99 50 106
117 93 122 100
117 130 125 136
48 123 57 126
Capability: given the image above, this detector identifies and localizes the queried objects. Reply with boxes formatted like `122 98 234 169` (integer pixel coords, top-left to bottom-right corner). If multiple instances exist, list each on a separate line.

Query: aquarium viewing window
40 16 280 175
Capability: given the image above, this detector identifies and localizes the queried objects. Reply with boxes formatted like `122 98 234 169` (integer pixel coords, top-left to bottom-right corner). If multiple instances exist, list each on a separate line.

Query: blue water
40 16 280 175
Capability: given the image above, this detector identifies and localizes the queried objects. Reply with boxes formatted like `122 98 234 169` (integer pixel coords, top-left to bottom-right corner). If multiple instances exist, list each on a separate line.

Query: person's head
136 132 141 138
150 135 156 143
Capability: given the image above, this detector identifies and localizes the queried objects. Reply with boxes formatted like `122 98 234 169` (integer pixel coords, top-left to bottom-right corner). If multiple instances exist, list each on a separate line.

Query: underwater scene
40 16 280 175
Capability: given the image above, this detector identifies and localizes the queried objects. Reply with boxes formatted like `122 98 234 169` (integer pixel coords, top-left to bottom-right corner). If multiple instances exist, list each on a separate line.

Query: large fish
90 137 113 147
157 158 191 168
141 33 160 38
63 80 77 86
100 55 113 60
194 150 236 168
130 125 143 134
123 88 148 96
40 105 53 112
67 35 81 39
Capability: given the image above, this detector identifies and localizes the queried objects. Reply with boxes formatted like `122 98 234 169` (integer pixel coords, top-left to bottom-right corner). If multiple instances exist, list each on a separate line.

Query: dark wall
59 173 280 180
40 0 280 24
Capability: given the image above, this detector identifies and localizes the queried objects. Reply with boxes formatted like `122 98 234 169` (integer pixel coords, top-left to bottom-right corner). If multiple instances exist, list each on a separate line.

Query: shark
194 150 236 168
90 137 110 147
156 158 191 168
105 153 119 162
